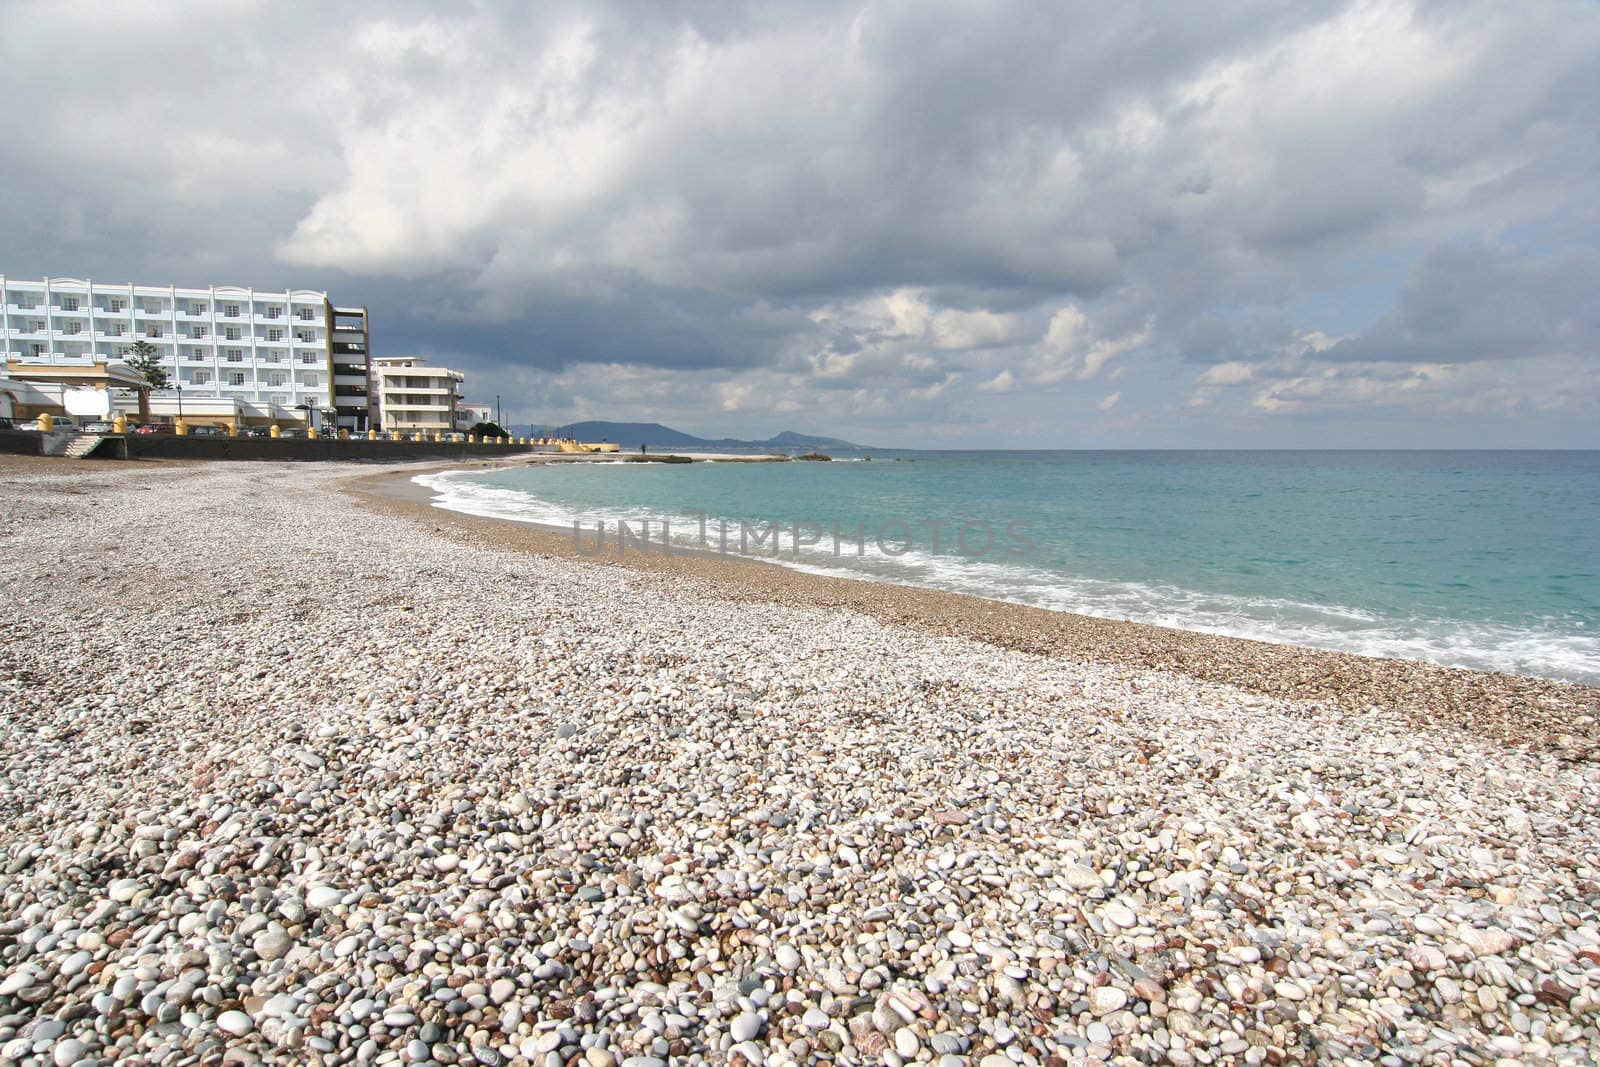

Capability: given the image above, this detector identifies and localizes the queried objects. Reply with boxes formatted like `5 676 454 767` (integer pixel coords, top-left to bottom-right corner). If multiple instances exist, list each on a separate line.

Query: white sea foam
413 471 1600 685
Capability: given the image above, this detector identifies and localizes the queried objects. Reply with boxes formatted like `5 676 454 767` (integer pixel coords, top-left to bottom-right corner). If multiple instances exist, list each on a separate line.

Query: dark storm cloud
1318 243 1600 364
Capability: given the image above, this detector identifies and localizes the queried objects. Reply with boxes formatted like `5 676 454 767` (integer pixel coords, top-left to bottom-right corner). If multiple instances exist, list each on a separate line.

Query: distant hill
546 421 870 451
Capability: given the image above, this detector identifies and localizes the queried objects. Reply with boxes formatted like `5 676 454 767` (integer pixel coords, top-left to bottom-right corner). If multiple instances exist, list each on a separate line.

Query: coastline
349 461 1600 762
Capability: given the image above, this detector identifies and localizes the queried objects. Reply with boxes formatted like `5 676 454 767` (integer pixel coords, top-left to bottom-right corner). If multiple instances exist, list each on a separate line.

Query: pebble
217 1010 254 1035
1089 987 1128 1015
730 1012 763 1042
305 885 343 910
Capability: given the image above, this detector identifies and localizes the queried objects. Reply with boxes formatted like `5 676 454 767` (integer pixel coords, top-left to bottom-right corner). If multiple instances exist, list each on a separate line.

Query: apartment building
372 356 463 433
0 276 373 430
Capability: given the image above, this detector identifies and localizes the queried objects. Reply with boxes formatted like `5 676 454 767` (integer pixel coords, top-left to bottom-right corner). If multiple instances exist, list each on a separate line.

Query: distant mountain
550 421 706 447
546 421 870 451
765 430 861 449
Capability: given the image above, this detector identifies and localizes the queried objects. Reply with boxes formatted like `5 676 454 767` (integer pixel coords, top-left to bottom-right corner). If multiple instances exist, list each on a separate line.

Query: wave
413 471 1600 685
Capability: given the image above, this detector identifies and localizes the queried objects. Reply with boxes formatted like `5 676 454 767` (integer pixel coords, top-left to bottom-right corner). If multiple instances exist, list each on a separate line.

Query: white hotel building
0 276 372 430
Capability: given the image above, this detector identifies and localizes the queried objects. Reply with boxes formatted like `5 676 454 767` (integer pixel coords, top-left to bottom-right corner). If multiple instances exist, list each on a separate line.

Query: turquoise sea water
417 451 1600 685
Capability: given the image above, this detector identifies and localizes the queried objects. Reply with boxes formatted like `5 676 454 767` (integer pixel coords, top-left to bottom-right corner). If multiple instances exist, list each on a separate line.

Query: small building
372 356 464 434
455 401 495 431
2 359 150 422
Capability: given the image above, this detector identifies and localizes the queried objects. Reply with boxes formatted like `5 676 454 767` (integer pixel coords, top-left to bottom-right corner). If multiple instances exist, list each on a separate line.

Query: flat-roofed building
456 401 495 431
372 356 464 434
0 276 374 430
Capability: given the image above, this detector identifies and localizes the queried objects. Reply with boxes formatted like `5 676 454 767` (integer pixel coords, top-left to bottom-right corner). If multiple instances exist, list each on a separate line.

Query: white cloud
1097 391 1122 413
977 369 1017 394
1024 306 1154 385
929 308 1026 351
1196 361 1257 386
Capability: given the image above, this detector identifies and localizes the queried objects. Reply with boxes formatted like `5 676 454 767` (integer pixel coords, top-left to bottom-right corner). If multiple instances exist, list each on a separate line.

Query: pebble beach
2 458 1598 1066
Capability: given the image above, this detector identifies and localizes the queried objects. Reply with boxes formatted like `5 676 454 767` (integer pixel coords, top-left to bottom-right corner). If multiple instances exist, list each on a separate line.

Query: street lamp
174 381 184 426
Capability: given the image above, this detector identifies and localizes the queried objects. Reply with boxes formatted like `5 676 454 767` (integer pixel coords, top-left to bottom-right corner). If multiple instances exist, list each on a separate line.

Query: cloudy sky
3 0 1597 446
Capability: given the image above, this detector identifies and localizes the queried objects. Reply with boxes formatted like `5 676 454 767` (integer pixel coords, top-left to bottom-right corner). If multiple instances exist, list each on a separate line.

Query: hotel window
297 307 316 321
146 326 162 338
226 349 243 362
110 324 125 336
267 329 283 341
64 322 82 335
225 327 241 340
193 346 209 359
270 373 286 387
225 304 240 317
228 371 246 386
191 326 207 338
109 298 126 312
295 330 315 342
299 352 318 364
262 352 281 363
30 343 45 356
193 371 211 384
144 301 164 314
60 297 79 311
190 302 207 315
264 306 282 319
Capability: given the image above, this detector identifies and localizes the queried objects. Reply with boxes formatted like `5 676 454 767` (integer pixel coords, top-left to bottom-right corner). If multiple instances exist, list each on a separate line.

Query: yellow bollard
174 419 188 436
339 429 350 441
433 432 442 443
467 434 477 444
227 423 238 437
307 426 318 440
270 424 281 438
112 415 128 434
38 412 55 432
367 429 376 441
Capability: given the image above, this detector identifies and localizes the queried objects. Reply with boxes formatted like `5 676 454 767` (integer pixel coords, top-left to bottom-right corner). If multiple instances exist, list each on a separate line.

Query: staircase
44 432 108 459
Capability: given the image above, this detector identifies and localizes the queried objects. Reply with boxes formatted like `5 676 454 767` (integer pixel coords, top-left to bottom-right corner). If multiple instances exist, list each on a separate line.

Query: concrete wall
0 430 42 456
125 436 549 462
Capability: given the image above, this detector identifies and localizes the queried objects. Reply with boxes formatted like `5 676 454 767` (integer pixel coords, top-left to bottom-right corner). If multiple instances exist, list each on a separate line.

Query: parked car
245 426 272 438
82 420 115 433
133 423 164 434
188 425 225 437
279 427 307 438
18 416 79 432
0 417 12 429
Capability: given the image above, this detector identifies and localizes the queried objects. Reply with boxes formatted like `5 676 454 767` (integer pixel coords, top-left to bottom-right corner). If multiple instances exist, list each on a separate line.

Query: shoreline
349 461 1600 761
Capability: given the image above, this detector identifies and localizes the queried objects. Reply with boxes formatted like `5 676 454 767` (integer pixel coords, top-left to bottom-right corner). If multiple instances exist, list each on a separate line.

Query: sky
2 0 1597 447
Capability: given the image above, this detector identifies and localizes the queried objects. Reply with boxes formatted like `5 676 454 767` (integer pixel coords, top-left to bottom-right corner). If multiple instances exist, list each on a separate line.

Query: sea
415 450 1600 686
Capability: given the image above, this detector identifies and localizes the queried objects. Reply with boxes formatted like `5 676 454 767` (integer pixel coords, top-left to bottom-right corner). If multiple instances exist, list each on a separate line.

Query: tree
122 340 169 422
468 421 509 438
